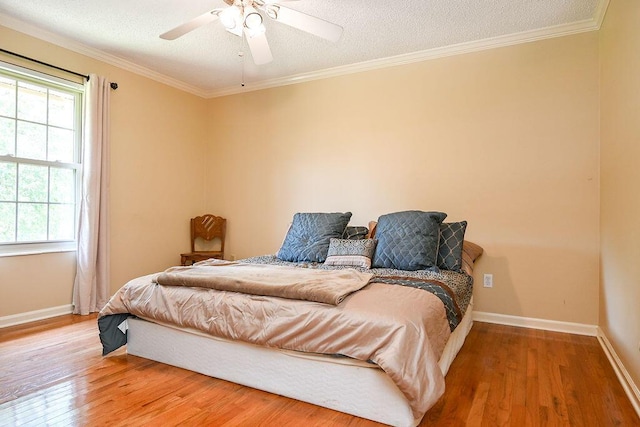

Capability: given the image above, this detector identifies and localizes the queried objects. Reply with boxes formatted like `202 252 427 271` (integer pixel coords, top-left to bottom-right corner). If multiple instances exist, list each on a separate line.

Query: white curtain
73 74 111 315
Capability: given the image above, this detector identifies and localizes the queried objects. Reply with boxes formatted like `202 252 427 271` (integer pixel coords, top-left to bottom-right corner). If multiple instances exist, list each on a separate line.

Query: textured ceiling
0 0 605 97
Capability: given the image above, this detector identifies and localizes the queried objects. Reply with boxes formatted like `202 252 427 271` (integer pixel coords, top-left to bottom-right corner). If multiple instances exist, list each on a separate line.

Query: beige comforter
154 260 373 305
100 270 452 421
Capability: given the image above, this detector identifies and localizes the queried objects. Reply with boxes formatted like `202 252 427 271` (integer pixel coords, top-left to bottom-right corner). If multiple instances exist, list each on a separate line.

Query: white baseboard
472 311 639 418
597 328 640 418
0 304 73 328
472 311 598 336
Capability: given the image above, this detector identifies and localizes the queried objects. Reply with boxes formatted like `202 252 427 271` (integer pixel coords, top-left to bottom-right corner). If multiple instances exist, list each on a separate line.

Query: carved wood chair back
180 214 226 265
191 214 226 254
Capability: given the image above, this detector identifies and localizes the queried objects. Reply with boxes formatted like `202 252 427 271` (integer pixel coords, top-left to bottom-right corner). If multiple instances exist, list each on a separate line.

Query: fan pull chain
239 51 245 87
240 34 246 87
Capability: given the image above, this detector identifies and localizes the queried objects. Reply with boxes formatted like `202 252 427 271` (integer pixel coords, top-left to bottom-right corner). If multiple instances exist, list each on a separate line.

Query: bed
98 211 483 427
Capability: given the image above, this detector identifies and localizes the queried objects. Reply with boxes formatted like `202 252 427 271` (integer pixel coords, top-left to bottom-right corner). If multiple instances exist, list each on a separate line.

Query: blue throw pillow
277 212 352 262
437 221 467 272
372 210 447 270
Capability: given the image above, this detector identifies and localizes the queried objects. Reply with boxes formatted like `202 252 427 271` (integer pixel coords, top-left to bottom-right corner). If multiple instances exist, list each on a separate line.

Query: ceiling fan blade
244 28 273 65
160 9 222 40
265 5 343 42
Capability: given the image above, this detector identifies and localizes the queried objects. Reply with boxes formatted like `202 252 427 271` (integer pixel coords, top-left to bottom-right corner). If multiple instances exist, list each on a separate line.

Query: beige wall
599 0 640 390
0 252 76 316
207 32 601 325
0 24 603 328
0 26 209 317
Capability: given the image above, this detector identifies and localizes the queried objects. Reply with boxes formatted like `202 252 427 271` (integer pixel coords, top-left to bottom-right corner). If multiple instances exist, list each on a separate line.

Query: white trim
0 241 76 257
0 304 73 328
594 0 611 29
472 311 598 336
0 13 205 97
207 17 605 98
472 311 639 417
597 328 640 418
1 0 610 99
0 60 84 90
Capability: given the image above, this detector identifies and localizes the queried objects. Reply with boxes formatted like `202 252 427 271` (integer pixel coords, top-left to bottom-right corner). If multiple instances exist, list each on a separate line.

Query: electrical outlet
230 254 236 261
483 274 493 288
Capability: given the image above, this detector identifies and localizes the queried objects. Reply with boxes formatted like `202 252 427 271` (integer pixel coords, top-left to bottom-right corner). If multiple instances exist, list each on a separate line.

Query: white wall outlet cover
483 274 493 288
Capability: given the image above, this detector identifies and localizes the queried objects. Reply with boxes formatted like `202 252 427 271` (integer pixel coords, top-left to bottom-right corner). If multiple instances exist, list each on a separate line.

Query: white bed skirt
126 299 474 427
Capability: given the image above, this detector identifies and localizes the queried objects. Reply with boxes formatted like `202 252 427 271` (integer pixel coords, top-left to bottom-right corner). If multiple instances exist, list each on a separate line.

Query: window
0 63 83 255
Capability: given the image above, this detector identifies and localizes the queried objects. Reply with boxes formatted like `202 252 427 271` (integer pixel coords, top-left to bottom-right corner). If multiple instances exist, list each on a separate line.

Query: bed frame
127 299 473 427
125 241 483 426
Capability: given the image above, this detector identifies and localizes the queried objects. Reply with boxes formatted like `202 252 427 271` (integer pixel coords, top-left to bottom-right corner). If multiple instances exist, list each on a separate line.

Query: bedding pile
154 260 373 305
98 210 479 422
242 254 473 331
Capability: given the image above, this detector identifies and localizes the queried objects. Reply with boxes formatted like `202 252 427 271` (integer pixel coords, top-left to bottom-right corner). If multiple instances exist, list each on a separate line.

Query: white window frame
0 62 83 257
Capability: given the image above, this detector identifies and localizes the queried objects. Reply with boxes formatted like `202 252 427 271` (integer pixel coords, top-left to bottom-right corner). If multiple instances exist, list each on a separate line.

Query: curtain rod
0 48 118 90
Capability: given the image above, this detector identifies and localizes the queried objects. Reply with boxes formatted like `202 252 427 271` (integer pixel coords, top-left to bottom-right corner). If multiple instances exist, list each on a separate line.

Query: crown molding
1 0 610 99
207 12 606 98
0 13 206 97
594 0 611 29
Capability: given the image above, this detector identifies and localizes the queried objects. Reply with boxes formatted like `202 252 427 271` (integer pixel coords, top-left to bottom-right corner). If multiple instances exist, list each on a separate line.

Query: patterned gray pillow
437 221 467 272
372 210 447 271
277 212 352 262
324 238 377 268
342 226 369 240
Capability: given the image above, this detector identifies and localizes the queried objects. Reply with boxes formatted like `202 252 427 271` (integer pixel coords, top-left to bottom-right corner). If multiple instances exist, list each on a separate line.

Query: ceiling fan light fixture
244 9 263 30
220 6 241 29
265 4 279 20
245 24 266 38
160 0 341 65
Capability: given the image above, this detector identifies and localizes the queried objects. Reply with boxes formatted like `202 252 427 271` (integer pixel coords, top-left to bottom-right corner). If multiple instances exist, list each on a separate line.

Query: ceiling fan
160 0 343 65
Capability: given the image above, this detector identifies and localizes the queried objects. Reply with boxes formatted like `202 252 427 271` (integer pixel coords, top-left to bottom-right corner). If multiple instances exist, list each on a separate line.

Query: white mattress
126 298 474 427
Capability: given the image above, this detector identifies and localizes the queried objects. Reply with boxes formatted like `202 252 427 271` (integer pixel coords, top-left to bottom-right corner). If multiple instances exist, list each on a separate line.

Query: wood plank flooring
0 315 638 426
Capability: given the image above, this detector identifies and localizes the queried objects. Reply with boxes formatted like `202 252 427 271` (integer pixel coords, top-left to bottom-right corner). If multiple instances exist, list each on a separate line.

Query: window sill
0 242 77 257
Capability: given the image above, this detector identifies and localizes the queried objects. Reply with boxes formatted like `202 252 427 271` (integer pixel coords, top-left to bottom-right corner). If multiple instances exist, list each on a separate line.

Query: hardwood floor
0 315 637 426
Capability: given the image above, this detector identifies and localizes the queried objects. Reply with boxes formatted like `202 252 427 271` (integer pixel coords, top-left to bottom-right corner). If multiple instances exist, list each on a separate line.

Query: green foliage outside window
0 68 82 245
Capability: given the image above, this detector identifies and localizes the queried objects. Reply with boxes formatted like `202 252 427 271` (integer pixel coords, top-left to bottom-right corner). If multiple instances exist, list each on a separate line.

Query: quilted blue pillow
437 221 467 272
277 212 352 262
372 210 447 270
